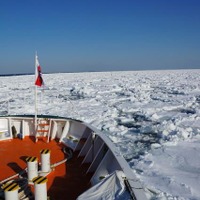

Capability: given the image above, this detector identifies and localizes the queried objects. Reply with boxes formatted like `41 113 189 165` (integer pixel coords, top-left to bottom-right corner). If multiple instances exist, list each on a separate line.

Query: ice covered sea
1 69 200 200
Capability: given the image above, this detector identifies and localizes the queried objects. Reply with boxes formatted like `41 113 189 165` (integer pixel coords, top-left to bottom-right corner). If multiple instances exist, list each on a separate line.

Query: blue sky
1 0 200 74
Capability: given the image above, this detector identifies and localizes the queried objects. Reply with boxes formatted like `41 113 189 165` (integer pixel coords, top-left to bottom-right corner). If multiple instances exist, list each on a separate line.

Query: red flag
35 56 44 87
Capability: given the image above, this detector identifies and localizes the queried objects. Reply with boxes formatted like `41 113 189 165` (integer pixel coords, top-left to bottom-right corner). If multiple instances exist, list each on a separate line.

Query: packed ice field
1 69 200 200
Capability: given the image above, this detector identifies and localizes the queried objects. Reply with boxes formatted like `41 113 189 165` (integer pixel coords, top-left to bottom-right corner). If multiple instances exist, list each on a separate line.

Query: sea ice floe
1 69 200 199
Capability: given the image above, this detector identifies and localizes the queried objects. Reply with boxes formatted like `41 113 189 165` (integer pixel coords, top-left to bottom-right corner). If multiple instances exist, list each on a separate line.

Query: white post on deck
35 51 38 136
26 156 38 181
40 149 51 172
3 182 19 200
33 176 48 200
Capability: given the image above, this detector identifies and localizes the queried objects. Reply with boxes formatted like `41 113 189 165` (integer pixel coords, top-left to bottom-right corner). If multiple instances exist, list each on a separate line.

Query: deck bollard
33 176 48 200
40 149 51 172
26 156 38 181
3 182 19 200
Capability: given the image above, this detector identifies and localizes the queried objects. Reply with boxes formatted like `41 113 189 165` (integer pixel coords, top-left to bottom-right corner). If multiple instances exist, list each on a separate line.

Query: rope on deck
51 146 73 168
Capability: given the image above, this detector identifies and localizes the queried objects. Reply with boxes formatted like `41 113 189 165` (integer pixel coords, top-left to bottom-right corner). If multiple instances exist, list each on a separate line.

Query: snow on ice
1 69 200 199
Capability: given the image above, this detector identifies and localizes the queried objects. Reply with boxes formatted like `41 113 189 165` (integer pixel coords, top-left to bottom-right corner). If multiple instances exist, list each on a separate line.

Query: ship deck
0 137 92 200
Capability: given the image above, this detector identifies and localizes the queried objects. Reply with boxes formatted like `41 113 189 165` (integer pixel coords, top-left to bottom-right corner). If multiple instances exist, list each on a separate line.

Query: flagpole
35 51 38 138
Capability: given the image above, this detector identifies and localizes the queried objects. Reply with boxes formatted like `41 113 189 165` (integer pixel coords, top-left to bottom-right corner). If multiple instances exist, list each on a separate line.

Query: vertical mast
35 51 38 133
